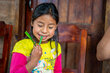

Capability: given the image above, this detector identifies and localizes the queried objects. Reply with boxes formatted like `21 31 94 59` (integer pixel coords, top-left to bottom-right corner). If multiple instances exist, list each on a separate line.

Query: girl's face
32 14 57 43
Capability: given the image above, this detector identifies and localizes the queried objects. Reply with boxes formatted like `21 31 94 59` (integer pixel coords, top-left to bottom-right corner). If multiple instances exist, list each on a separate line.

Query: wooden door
18 0 105 73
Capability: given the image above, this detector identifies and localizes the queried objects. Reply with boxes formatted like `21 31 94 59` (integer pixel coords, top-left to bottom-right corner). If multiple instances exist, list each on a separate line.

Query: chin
42 39 48 42
42 38 51 42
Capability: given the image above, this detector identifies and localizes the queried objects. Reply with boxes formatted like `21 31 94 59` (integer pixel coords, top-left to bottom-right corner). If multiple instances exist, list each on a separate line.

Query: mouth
38 34 48 40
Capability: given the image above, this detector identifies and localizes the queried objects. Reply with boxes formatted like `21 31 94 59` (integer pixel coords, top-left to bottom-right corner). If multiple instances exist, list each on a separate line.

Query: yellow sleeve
57 43 62 56
12 39 34 56
51 41 62 56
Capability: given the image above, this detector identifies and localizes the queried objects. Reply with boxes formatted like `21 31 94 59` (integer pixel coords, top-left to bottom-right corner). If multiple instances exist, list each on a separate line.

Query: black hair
32 3 59 24
30 3 59 56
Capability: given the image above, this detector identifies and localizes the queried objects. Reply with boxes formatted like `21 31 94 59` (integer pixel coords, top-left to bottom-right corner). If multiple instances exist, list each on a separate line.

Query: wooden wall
0 0 19 73
0 0 17 59
0 0 20 35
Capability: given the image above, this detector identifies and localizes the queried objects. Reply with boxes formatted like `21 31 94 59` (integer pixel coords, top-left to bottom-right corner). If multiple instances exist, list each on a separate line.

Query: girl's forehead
34 14 56 24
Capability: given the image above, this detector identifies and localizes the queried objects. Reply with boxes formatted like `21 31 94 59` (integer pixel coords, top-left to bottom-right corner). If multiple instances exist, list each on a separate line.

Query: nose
42 26 48 34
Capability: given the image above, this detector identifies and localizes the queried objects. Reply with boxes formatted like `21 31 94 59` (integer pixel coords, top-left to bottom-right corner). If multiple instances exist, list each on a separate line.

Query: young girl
10 3 62 73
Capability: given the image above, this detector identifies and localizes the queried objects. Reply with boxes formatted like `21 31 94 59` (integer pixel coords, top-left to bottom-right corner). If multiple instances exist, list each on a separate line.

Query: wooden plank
25 0 38 33
38 0 59 11
0 37 3 58
68 0 85 23
32 0 38 12
18 0 25 40
60 43 67 68
66 43 80 69
51 0 58 8
38 0 58 7
92 0 104 25
58 0 68 23
0 22 13 73
84 0 92 24
14 0 19 35
102 60 110 73
37 0 59 13
87 0 104 72
25 0 32 33
105 0 110 30
58 24 81 43
38 0 51 4
66 43 75 69
86 0 104 72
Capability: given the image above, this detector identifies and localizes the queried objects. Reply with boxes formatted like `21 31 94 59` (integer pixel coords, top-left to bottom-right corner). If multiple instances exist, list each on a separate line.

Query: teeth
42 36 47 37
38 34 47 38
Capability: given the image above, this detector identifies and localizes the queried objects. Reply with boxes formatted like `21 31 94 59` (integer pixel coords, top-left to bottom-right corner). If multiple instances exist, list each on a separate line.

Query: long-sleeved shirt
10 39 62 73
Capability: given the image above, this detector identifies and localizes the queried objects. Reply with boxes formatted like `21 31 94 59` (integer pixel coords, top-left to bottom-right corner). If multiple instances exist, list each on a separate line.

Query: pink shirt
10 52 62 73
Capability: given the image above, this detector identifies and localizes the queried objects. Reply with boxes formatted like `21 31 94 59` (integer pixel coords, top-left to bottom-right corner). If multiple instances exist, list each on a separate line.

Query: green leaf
39 36 43 45
25 31 36 46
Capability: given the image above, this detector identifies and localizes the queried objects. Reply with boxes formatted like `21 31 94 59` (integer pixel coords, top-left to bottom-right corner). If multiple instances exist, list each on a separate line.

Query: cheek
49 30 55 36
33 26 40 33
32 28 39 36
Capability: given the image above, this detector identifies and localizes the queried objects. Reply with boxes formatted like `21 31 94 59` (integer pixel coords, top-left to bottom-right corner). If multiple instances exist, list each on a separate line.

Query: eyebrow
48 23 56 25
37 21 56 25
37 21 44 24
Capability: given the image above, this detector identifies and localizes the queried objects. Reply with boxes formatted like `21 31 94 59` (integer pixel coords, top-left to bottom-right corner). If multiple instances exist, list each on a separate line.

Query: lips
38 34 48 40
42 36 47 40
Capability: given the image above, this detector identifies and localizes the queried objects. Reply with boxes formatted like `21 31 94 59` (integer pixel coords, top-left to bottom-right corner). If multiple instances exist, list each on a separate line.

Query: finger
36 45 41 49
38 46 42 53
34 45 39 50
33 45 35 49
39 47 42 51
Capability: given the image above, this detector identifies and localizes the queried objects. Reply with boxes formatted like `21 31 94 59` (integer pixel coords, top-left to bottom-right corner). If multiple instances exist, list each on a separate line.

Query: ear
31 21 33 26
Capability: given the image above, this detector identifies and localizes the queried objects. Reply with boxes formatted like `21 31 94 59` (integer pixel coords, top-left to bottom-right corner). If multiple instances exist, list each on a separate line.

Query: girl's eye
49 27 53 29
38 24 43 27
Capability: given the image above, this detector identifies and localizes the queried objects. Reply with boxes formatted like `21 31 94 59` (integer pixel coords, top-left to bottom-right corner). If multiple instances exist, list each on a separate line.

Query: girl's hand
26 45 42 73
30 45 42 63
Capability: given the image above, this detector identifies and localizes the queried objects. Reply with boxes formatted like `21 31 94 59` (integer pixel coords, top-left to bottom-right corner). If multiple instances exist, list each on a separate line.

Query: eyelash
49 27 53 29
38 24 54 29
38 24 43 27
